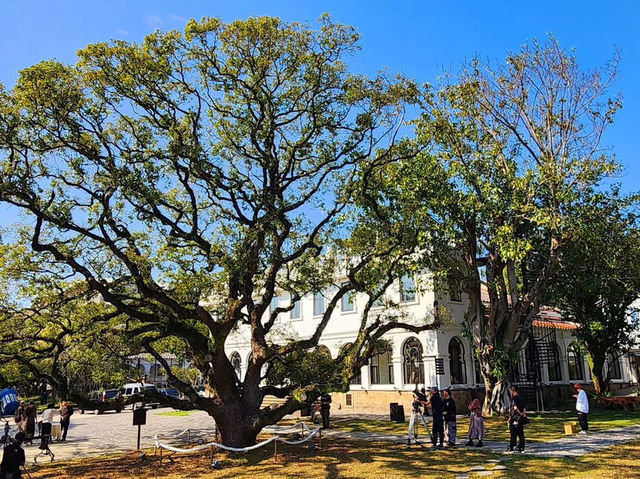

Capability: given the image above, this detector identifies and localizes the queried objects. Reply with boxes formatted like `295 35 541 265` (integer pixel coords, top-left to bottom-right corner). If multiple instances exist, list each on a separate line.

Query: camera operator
427 386 444 450
1 431 26 479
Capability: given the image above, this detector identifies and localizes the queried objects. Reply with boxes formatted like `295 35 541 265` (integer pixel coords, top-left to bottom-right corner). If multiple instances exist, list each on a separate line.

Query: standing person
40 403 58 439
465 398 485 447
319 393 332 429
14 402 26 433
24 401 38 445
507 385 527 452
59 401 73 441
442 389 457 446
428 386 444 450
572 384 589 434
0 431 26 479
39 382 47 406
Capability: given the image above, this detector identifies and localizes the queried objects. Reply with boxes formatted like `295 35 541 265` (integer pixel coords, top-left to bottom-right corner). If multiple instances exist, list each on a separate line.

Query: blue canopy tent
0 388 19 417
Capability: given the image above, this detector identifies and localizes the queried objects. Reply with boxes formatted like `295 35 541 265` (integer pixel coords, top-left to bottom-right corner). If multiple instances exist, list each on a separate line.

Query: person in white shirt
572 384 589 434
40 403 58 438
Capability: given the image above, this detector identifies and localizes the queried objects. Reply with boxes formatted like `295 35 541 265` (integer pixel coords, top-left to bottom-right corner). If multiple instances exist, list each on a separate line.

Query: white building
225 274 637 413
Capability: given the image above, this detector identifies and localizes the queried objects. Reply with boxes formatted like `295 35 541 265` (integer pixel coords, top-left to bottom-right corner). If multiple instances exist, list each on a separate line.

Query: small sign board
435 358 445 375
133 407 147 426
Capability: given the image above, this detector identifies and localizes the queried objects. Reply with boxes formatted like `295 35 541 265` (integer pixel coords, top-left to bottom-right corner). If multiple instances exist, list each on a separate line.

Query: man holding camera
507 385 528 452
1 431 26 479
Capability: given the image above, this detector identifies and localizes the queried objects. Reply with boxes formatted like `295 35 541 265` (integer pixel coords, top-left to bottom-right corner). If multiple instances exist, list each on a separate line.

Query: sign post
435 358 445 391
133 407 147 450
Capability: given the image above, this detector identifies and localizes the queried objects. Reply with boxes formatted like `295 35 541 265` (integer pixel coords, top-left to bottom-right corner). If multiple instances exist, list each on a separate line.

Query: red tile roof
480 285 579 331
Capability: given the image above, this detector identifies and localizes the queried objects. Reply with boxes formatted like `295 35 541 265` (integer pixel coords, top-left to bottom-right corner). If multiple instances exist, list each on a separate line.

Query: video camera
412 387 428 413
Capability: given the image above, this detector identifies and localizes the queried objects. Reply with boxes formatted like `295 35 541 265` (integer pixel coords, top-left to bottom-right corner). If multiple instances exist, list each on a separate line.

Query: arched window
403 337 425 385
448 337 467 384
316 345 332 358
370 343 394 385
230 352 242 381
547 342 562 382
567 343 584 381
339 343 361 385
607 353 622 380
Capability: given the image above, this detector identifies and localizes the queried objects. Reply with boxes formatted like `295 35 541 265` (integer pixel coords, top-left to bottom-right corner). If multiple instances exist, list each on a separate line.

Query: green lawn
27 437 640 478
331 408 640 443
155 409 199 417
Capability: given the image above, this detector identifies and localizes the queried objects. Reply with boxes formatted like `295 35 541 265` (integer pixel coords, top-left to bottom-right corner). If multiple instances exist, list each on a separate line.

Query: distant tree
547 190 640 394
0 16 439 446
0 281 138 402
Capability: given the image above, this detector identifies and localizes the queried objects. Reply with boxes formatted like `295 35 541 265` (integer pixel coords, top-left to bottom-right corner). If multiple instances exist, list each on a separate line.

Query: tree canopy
0 16 439 446
547 189 640 393
377 36 623 412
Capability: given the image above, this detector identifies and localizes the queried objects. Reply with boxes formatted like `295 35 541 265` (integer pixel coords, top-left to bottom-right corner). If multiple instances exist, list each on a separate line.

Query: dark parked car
82 388 123 414
160 388 181 399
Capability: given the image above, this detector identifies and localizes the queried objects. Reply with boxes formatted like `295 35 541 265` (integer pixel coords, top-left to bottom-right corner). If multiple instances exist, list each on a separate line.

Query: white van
122 383 143 396
121 383 160 409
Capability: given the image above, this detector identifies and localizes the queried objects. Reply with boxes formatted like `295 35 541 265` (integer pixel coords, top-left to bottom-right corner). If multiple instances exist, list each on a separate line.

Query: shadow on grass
25 431 640 478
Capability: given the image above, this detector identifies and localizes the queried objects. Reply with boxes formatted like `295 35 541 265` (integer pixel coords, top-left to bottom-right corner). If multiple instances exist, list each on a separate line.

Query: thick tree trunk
211 404 260 448
481 373 510 416
482 375 495 416
489 379 511 414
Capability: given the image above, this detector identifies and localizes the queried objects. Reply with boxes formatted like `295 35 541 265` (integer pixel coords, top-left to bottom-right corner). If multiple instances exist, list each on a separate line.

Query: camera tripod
0 419 12 446
406 406 431 448
33 423 55 464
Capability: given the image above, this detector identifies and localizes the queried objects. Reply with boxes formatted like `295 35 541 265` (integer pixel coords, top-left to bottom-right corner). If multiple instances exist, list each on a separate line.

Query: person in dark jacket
320 393 332 429
24 402 38 445
507 385 527 452
442 389 457 446
427 386 444 450
1 431 26 479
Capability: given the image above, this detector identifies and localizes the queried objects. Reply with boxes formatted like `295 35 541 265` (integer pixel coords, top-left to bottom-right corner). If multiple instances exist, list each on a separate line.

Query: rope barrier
264 421 317 434
154 422 321 455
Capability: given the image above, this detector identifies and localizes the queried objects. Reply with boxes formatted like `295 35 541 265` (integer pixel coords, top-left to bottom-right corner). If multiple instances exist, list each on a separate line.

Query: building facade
224 275 638 414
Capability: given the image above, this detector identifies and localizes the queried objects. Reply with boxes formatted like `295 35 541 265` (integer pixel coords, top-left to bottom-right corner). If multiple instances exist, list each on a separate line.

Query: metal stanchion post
301 423 305 438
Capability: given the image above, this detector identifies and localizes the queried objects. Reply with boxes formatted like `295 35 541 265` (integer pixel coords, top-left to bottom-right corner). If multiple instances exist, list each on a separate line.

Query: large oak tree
0 17 440 446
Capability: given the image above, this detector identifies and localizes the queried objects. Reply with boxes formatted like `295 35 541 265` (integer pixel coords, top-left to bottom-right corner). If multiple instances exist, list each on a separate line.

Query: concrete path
321 422 640 458
5 407 217 464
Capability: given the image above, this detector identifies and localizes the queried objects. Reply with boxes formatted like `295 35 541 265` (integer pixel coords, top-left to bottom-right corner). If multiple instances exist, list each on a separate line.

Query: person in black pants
507 385 527 452
320 393 332 429
428 386 444 450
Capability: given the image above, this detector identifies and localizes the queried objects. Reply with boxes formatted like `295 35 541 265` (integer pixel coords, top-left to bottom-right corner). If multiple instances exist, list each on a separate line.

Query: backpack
67 405 74 416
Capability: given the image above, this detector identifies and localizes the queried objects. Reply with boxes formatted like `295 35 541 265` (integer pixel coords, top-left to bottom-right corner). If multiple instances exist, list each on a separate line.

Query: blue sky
1 0 639 218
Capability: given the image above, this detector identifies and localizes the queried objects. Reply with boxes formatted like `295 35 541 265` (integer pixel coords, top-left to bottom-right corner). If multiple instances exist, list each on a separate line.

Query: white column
360 364 370 389
393 355 404 389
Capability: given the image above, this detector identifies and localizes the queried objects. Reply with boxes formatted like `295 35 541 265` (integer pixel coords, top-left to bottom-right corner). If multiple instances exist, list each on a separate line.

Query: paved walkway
6 407 217 463
322 422 640 458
